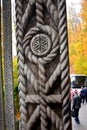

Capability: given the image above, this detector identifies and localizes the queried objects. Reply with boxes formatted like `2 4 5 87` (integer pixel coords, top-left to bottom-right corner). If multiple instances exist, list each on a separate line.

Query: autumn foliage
68 0 87 75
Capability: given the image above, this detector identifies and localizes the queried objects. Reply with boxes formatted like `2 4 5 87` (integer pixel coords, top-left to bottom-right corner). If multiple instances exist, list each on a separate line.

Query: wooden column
15 0 72 130
0 2 4 129
2 0 16 130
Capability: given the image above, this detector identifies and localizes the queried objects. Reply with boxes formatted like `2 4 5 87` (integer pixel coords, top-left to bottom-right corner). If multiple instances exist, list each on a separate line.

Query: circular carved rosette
30 34 51 57
23 25 59 64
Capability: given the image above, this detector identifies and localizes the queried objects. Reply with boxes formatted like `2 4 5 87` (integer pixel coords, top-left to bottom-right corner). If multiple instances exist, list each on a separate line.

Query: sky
66 0 81 5
66 0 81 13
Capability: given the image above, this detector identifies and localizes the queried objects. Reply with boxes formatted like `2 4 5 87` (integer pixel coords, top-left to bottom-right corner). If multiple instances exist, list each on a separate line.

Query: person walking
84 86 87 103
72 90 81 124
80 87 86 104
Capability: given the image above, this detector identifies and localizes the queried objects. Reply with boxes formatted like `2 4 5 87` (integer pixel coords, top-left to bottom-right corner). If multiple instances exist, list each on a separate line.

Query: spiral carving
23 25 59 65
15 0 71 130
24 64 39 92
15 0 27 130
43 0 59 25
25 95 61 104
57 0 71 130
47 107 62 130
36 0 44 25
38 62 48 130
22 0 35 31
24 57 62 130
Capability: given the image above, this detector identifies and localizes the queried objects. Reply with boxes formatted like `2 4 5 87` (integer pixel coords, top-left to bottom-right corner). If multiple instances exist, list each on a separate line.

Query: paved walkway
72 103 87 130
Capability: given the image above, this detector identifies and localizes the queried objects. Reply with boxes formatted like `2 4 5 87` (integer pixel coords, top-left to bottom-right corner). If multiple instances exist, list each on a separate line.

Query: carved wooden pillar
0 11 4 130
0 48 4 130
2 0 16 130
15 0 72 130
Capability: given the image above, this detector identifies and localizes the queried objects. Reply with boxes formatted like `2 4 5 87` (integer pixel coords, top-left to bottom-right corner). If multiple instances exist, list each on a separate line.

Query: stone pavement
72 103 87 130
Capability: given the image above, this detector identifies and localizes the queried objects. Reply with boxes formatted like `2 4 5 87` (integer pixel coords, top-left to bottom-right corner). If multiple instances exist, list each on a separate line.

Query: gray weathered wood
0 8 5 129
15 0 72 130
2 0 16 130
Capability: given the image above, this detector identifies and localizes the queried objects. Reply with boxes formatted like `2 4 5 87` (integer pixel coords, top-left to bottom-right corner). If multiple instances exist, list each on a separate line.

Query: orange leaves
68 0 87 75
16 113 20 120
80 0 87 25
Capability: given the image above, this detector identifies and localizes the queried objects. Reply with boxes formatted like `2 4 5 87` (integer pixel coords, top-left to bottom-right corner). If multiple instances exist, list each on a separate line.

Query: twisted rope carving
57 0 71 129
23 25 61 96
22 0 35 31
25 52 62 130
24 64 39 92
24 61 61 96
23 27 39 64
36 0 44 25
25 95 62 104
43 0 59 25
47 107 62 130
15 0 27 129
15 0 71 129
38 62 48 130
27 106 40 130
23 25 59 65
45 63 61 93
26 94 62 130
38 25 59 63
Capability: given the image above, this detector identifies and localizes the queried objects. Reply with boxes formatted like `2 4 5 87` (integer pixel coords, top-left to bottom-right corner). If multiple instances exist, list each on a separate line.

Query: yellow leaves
69 39 87 73
12 57 18 87
73 56 87 74
68 32 87 74
75 42 83 55
68 0 87 74
80 0 87 25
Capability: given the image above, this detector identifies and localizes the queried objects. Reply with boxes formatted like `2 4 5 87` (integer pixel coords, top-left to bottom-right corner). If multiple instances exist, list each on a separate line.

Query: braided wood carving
15 0 72 130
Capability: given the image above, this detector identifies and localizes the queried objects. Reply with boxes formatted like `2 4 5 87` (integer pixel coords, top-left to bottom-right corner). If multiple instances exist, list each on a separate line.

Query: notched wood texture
15 0 71 130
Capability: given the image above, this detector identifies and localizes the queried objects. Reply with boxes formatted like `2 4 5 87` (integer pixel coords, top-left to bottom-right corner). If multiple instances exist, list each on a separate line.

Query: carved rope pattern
23 25 60 95
24 64 39 92
43 0 59 25
22 0 35 31
24 63 61 95
25 92 62 130
27 106 40 130
15 0 71 129
24 61 62 130
47 107 62 130
23 25 59 65
36 0 44 25
25 95 62 104
38 62 48 130
57 0 71 130
15 0 27 130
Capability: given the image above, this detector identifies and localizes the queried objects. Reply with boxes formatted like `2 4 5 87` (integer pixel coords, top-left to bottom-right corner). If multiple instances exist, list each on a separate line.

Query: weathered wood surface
15 0 72 130
2 0 15 130
0 6 4 129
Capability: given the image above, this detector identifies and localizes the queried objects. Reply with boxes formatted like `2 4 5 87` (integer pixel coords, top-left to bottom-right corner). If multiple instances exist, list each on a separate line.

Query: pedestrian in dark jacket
72 90 81 124
84 87 87 103
80 87 86 104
